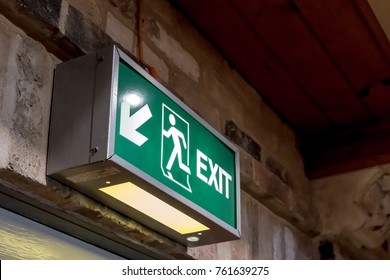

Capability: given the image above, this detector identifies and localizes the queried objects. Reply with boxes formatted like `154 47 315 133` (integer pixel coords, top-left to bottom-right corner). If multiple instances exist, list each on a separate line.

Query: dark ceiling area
172 0 390 178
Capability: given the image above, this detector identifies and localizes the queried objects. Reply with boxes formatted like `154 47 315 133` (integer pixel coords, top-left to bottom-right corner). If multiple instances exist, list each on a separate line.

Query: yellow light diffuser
99 182 209 235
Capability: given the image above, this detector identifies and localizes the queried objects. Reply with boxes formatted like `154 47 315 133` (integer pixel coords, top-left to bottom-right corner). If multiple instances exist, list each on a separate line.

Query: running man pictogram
163 114 191 175
161 104 191 192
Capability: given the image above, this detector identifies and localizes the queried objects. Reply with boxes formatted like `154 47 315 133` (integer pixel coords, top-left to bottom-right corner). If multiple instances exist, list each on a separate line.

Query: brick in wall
18 0 61 27
65 5 113 54
225 120 261 161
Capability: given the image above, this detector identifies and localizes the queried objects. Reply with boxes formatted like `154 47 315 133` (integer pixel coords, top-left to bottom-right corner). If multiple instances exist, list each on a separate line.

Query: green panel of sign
114 60 237 228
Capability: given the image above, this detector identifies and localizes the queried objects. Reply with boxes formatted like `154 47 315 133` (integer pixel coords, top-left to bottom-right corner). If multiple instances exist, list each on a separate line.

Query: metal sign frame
47 45 240 246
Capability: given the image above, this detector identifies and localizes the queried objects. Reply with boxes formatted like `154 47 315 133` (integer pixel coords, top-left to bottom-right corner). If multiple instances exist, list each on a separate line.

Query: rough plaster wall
0 14 55 184
189 192 314 259
0 0 316 259
313 164 390 258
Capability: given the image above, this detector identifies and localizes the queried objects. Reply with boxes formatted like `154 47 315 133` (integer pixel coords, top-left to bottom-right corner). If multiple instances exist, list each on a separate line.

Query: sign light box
47 46 240 246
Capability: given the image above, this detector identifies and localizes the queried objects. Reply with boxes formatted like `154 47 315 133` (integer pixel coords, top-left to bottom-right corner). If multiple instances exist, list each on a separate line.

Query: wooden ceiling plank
356 0 390 67
355 0 390 121
230 0 373 127
304 118 390 178
172 0 332 133
306 132 390 178
364 83 390 119
308 152 390 179
174 0 390 175
294 0 390 92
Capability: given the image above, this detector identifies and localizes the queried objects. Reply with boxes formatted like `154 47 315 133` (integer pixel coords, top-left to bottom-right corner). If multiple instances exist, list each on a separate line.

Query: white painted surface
0 208 123 260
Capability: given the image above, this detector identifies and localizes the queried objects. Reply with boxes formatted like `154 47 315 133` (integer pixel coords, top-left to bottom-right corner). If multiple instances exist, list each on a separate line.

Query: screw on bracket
91 147 99 154
97 56 105 62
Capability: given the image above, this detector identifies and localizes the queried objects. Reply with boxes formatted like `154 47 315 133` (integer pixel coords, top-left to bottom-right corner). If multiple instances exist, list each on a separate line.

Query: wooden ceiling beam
230 0 373 127
172 0 332 133
294 0 390 91
173 0 390 178
304 119 390 178
355 0 390 66
363 83 390 119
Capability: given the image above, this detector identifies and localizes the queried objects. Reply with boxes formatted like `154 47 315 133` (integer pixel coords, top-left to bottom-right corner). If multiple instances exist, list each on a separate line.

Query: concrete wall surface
0 0 316 259
313 164 390 259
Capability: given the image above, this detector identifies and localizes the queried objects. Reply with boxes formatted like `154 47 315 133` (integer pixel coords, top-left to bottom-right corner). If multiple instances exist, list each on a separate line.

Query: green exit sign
47 46 240 246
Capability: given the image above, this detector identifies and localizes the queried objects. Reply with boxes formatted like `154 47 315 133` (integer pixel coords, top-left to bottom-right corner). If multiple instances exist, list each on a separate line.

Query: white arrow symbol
120 101 152 146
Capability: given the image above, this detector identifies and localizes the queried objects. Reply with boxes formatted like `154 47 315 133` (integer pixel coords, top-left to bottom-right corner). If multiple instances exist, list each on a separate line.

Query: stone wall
189 191 314 259
0 0 316 259
313 164 390 259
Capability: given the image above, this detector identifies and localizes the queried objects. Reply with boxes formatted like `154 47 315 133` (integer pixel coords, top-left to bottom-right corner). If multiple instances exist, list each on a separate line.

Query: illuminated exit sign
47 46 240 246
